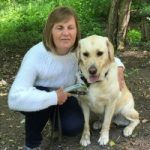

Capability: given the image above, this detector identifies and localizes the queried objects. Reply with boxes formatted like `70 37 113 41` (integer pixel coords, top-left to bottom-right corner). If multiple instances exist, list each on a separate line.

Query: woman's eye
57 26 63 30
68 26 75 30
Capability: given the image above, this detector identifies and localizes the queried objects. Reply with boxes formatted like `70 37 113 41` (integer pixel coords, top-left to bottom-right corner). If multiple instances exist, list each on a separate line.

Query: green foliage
1 0 148 51
70 0 111 37
127 29 142 45
140 4 150 17
0 0 109 50
131 1 150 21
0 0 56 50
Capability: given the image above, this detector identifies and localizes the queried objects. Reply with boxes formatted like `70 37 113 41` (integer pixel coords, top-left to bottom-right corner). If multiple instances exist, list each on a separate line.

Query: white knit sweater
8 42 78 112
8 42 124 112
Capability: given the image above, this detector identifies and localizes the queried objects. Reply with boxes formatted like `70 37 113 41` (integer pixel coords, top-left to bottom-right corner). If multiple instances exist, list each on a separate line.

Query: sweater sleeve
8 49 58 112
114 57 125 69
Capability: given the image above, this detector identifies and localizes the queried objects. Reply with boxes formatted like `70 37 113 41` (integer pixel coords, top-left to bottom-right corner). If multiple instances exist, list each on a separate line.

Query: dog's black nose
88 66 97 75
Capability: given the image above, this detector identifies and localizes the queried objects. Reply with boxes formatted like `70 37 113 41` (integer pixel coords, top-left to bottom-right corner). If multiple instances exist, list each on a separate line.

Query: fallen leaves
0 112 5 116
141 119 149 123
0 51 22 98
0 79 8 96
0 79 7 86
20 119 25 124
109 140 116 146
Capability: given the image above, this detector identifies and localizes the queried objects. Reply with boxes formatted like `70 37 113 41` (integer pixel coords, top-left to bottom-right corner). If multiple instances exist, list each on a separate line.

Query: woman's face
52 17 77 55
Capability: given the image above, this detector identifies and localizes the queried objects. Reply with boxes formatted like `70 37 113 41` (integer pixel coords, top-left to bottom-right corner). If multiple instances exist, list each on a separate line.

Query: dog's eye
83 52 89 57
97 51 103 56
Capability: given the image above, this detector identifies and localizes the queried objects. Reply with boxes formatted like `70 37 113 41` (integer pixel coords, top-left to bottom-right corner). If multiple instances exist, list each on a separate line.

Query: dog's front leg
98 103 116 145
80 101 91 147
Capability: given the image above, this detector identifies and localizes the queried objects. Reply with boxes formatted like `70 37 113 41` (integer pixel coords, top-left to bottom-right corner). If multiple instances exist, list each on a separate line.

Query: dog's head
76 35 115 83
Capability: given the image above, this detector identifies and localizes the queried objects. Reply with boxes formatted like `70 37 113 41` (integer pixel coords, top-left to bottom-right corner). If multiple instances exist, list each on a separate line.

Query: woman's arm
115 57 125 90
8 50 57 112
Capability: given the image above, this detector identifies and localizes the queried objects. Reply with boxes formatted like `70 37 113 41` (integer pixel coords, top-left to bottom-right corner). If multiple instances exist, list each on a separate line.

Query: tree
107 0 132 50
141 17 150 42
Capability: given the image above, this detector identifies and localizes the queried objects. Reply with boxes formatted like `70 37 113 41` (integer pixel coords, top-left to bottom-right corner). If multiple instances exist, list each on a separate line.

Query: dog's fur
76 35 140 146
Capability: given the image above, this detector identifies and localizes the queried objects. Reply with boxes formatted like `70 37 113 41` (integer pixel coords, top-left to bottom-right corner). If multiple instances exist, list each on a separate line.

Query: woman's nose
62 29 69 35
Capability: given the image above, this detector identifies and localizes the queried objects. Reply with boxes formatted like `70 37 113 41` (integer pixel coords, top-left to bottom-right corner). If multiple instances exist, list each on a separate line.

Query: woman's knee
58 96 84 136
61 113 84 136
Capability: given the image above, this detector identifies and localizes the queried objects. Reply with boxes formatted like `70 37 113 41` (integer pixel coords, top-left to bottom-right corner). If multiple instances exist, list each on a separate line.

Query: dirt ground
0 48 150 150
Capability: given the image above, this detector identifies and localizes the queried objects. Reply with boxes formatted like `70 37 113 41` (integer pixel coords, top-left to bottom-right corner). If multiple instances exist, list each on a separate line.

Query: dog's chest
87 90 108 113
87 84 119 114
88 97 105 113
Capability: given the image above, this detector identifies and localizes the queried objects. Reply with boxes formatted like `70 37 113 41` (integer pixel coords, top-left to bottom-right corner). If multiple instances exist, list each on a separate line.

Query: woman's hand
56 88 71 105
118 67 125 90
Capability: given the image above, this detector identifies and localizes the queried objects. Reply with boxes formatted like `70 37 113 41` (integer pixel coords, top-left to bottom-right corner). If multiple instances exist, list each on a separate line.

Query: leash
69 90 87 95
46 105 62 150
49 91 87 149
49 105 63 150
57 105 63 150
47 83 87 149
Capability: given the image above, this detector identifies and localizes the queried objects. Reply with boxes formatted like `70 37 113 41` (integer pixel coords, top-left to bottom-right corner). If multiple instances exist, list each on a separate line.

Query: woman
8 6 124 150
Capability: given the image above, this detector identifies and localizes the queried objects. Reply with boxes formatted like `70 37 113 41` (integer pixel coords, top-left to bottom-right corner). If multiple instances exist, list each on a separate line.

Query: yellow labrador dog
77 35 140 146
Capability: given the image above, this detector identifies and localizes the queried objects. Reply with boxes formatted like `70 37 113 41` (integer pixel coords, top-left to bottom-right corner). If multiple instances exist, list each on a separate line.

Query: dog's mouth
86 65 100 83
88 74 100 83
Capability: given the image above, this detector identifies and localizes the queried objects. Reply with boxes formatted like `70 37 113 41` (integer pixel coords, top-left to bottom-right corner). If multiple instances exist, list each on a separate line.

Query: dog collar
80 75 90 87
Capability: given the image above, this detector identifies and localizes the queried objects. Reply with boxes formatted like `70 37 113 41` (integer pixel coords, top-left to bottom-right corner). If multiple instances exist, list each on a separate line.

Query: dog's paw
80 134 91 147
98 134 109 145
123 126 133 137
93 121 102 130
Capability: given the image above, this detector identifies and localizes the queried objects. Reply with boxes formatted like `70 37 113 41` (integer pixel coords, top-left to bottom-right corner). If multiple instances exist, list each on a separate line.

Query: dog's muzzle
88 65 97 75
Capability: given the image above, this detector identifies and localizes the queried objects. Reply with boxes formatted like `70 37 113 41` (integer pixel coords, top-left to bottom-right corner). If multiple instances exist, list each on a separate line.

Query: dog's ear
76 43 81 62
106 38 115 62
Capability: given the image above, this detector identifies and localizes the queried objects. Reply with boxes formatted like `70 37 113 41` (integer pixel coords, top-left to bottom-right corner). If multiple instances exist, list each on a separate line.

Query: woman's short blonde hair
43 6 80 53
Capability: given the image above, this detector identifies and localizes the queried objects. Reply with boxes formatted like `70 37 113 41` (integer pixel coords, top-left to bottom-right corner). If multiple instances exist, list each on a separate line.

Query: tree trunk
117 0 132 50
107 0 120 49
141 18 150 41
107 0 132 51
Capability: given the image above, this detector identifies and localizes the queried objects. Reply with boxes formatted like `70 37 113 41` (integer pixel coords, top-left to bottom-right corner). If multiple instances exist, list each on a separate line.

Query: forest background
0 0 150 52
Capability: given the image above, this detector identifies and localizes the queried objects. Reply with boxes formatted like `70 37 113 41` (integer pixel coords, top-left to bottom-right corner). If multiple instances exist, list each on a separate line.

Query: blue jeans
22 86 84 148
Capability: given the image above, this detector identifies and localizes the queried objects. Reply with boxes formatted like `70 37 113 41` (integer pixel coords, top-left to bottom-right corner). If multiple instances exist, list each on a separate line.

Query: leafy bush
0 1 56 50
127 29 142 45
140 3 150 17
0 0 109 51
